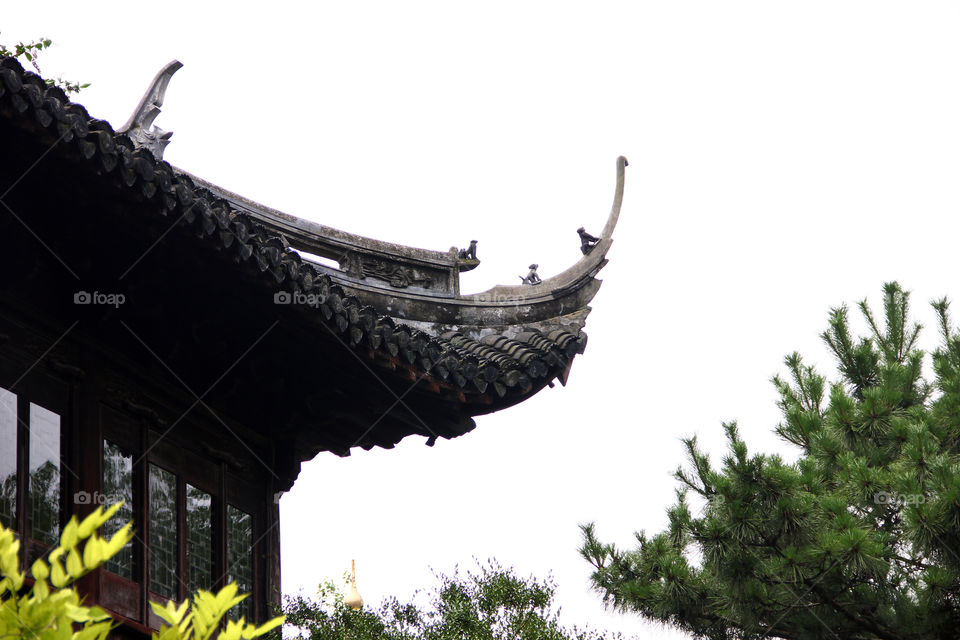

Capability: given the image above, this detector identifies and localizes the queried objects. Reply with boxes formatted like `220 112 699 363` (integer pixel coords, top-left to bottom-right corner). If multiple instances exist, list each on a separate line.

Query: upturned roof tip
118 60 183 160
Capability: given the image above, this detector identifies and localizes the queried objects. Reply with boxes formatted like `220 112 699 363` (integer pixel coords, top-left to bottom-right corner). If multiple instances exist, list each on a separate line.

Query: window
28 403 60 546
0 383 64 554
149 464 178 600
98 419 264 623
185 484 213 594
2 352 269 623
227 505 254 620
0 387 16 530
102 441 134 578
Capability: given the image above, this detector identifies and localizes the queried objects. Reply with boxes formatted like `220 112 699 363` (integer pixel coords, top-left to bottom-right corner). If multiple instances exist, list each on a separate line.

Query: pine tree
580 283 960 640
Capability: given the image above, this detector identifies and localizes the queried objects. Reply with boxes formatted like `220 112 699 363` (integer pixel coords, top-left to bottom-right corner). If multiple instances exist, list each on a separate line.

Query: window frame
0 356 270 627
0 366 72 570
99 404 266 627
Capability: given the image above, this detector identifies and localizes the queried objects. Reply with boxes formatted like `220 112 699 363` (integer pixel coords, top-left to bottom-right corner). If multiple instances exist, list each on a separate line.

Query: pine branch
808 583 908 640
860 298 891 361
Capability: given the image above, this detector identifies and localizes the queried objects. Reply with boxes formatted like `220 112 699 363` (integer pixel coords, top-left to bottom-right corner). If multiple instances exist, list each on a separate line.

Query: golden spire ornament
344 559 364 610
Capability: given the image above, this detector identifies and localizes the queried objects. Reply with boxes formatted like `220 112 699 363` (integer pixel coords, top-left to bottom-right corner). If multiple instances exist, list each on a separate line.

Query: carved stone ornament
520 263 542 286
577 227 600 255
340 251 434 289
118 60 183 160
458 240 478 261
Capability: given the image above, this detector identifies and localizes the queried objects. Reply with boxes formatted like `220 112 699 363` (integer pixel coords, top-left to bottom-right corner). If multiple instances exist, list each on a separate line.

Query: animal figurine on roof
520 264 542 285
577 227 600 255
459 240 478 261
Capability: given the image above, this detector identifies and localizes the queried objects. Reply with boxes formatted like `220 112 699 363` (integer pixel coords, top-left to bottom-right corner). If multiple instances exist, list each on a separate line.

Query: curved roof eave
0 55 623 452
183 157 628 334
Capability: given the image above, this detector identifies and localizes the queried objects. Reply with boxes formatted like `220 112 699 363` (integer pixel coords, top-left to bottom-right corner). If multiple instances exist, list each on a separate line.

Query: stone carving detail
577 227 600 255
520 264 542 286
118 60 183 160
339 251 363 278
458 240 478 261
340 251 434 289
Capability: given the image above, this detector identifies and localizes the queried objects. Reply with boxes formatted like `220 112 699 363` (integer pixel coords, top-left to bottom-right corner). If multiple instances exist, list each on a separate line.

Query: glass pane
185 484 212 594
149 464 178 600
227 505 254 620
103 440 134 579
29 403 60 545
0 388 16 530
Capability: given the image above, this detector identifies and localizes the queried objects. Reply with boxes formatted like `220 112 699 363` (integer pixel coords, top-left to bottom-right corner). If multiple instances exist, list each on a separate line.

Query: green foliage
0 501 283 640
280 560 616 640
151 585 284 640
0 502 133 640
581 282 960 639
0 35 89 93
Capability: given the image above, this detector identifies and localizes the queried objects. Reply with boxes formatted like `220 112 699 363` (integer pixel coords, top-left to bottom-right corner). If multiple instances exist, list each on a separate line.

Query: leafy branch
0 35 89 93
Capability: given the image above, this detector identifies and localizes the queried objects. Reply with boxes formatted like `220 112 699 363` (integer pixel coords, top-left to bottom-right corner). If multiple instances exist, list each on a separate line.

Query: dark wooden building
0 56 625 636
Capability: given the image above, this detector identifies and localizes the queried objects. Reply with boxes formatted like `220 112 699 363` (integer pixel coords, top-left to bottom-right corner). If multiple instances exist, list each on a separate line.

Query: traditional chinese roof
0 57 624 481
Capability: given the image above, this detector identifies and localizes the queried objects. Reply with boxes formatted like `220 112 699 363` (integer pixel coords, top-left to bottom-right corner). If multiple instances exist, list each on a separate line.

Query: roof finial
118 60 183 160
344 559 364 610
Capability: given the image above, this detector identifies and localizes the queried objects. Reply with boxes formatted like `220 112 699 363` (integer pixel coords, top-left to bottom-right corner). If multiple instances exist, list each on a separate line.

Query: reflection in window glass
227 505 254 620
103 441 134 579
149 464 178 599
186 484 212 594
0 388 15 530
29 403 60 545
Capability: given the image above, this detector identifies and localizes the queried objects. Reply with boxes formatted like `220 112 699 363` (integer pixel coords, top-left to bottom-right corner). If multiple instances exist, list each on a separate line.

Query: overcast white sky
6 3 960 637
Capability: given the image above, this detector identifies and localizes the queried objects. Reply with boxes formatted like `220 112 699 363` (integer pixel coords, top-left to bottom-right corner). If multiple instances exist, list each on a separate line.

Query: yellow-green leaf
30 558 49 581
150 600 184 626
83 535 104 569
61 516 79 549
252 616 284 637
102 500 124 523
66 547 83 577
50 558 68 588
76 506 104 538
